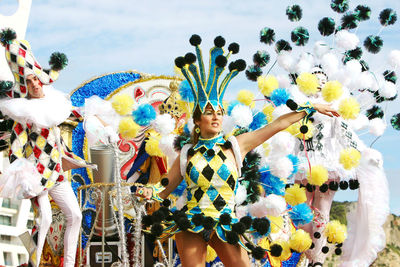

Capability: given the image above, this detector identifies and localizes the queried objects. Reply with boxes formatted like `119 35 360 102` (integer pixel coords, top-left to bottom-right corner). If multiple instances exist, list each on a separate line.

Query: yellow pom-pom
145 134 163 157
322 80 343 102
237 90 255 108
339 148 361 170
289 229 312 252
296 73 319 95
270 240 291 261
206 246 217 263
287 121 314 139
258 75 279 96
118 117 140 139
262 142 270 157
112 94 134 115
268 216 284 234
338 97 360 120
324 220 347 244
307 165 328 186
262 104 275 122
285 184 306 206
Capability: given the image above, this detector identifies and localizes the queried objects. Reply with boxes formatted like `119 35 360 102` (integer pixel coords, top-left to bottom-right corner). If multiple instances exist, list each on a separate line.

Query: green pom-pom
0 28 17 46
383 70 397 84
391 113 400 130
286 5 302 22
366 105 384 120
49 52 68 71
354 5 371 21
260 27 275 45
364 35 383 54
275 39 292 53
291 26 309 46
245 65 262 82
331 0 349 14
379 8 397 26
253 50 270 67
0 81 13 98
343 47 363 63
341 13 360 29
318 17 336 36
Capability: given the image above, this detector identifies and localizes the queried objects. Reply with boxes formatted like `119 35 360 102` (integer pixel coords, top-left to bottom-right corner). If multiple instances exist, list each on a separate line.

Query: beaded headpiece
174 34 246 113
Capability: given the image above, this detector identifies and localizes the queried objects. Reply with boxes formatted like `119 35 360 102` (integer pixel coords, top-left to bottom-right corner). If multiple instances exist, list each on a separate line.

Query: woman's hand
135 186 153 200
314 103 340 117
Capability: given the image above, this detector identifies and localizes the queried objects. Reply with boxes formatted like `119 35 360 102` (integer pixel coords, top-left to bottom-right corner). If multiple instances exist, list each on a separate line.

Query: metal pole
102 186 105 267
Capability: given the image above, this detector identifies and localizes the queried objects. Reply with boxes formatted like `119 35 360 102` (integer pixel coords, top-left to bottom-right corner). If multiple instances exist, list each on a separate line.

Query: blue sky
1 0 399 213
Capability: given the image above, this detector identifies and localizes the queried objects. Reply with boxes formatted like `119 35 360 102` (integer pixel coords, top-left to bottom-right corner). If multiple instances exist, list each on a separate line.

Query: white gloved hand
104 125 120 144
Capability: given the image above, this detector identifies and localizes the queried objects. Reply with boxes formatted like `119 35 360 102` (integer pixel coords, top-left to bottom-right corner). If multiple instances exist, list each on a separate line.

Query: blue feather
259 166 286 196
289 203 313 226
132 104 156 126
287 154 299 177
179 80 195 102
270 88 291 106
249 111 267 131
183 123 192 135
227 100 241 115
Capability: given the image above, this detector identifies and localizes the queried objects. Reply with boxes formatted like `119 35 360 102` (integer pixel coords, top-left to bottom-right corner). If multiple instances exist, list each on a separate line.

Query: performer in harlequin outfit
0 29 111 267
137 34 339 266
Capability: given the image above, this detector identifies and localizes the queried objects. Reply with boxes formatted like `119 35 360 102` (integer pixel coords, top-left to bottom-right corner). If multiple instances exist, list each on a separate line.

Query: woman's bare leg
175 231 207 267
208 234 251 267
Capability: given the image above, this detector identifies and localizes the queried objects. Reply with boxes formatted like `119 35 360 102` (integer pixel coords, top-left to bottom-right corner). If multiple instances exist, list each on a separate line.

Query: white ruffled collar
0 86 72 128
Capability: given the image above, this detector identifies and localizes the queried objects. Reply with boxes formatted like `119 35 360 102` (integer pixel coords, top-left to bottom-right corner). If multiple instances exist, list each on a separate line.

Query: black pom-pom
235 59 247 72
0 28 17 46
335 247 342 255
329 181 339 191
383 70 397 84
291 27 309 46
344 47 363 63
245 65 262 82
379 8 397 26
0 81 13 98
142 215 153 227
214 36 226 47
349 179 359 190
203 216 215 230
391 113 400 131
228 61 237 72
310 242 315 249
260 27 275 45
336 243 343 248
331 0 349 14
177 217 191 231
314 232 321 239
306 183 315 192
147 234 157 243
219 213 232 225
366 105 384 120
318 17 336 36
228 42 240 54
286 99 298 110
49 52 68 71
252 246 266 260
161 178 169 186
249 193 259 203
173 134 190 151
253 218 270 235
286 5 303 22
339 181 349 190
364 35 383 54
157 207 170 219
240 216 253 229
270 244 283 257
184 52 197 65
207 149 215 157
245 242 255 251
189 34 202 46
162 199 171 207
275 39 292 53
341 13 360 30
215 55 227 68
319 183 329 193
187 148 195 156
300 125 308 134
322 246 329 254
192 214 204 226
175 57 185 68
232 222 246 235
223 140 232 149
355 5 371 21
360 60 369 72
226 231 239 245
151 223 163 237
253 50 270 67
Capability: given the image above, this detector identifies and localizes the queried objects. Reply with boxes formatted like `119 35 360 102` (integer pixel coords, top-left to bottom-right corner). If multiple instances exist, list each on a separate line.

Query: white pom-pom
290 85 310 104
235 183 247 206
345 60 362 75
231 104 253 127
277 74 291 89
357 91 375 110
222 115 236 135
356 72 374 90
272 105 291 120
159 134 178 162
314 41 330 58
235 205 249 219
379 81 397 98
277 51 294 72
295 59 312 74
270 156 293 179
369 118 387 136
250 198 268 218
152 114 176 136
321 53 339 77
388 50 400 68
269 131 295 156
264 194 287 217
335 68 353 88
335 30 359 50
349 114 369 131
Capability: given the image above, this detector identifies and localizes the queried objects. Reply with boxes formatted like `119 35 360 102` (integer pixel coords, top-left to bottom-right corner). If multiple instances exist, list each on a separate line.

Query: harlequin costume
0 28 95 267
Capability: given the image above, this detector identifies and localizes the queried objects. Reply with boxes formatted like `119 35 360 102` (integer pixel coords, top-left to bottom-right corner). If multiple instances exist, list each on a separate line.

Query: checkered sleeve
8 121 29 164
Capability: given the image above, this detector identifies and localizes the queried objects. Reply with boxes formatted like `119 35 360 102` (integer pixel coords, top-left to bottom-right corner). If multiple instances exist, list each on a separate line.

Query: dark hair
191 105 202 144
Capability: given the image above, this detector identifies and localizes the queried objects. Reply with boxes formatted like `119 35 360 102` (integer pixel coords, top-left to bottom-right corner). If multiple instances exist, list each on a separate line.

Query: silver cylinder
89 145 118 237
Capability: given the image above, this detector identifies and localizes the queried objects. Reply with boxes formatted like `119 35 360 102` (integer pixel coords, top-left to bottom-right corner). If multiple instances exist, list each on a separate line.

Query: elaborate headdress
158 80 185 118
0 28 67 98
174 34 246 113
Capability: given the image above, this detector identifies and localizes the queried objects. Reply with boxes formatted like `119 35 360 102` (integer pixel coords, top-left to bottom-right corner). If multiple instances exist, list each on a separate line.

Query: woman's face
196 105 223 137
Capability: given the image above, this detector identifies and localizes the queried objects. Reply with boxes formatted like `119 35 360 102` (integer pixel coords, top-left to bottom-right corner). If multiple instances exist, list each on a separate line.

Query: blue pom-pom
179 80 195 102
259 167 286 196
171 180 187 197
132 104 156 126
287 154 299 177
270 88 291 106
249 111 267 131
227 100 241 115
289 203 313 226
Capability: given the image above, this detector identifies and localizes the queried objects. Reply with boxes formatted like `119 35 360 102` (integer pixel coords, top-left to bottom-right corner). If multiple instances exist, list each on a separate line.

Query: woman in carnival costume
136 34 339 266
0 29 117 267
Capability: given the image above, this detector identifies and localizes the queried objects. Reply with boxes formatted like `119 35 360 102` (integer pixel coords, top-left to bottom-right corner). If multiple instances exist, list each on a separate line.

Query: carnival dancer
136 35 339 267
0 28 116 267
